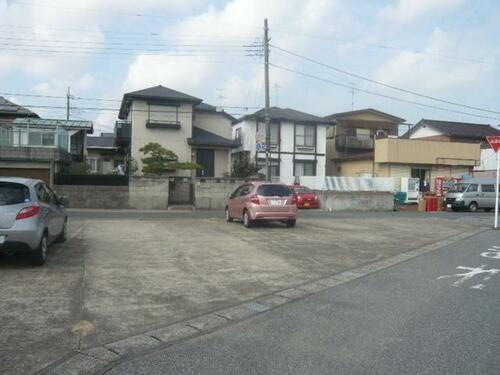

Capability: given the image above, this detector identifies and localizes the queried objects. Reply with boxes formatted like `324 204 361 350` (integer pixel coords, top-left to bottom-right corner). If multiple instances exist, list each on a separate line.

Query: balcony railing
115 120 131 144
335 135 374 150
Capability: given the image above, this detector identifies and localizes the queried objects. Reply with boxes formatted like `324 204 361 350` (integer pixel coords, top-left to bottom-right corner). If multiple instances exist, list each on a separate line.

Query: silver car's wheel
469 202 478 212
243 210 252 228
31 235 48 266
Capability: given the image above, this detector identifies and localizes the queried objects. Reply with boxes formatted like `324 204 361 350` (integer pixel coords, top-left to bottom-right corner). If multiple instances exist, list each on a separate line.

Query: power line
270 63 500 122
0 36 252 48
6 0 171 18
0 46 247 57
270 28 499 66
0 98 258 111
270 44 500 116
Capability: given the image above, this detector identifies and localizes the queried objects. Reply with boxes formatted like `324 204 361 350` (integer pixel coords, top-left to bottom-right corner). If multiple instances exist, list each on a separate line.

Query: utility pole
264 18 271 182
66 87 71 120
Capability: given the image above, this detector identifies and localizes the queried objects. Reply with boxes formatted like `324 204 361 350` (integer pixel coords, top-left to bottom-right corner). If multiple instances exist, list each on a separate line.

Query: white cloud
378 0 463 24
373 28 491 93
122 0 342 107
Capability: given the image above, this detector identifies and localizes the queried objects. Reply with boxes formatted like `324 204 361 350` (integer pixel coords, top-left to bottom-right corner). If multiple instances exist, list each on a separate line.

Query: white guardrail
281 176 395 192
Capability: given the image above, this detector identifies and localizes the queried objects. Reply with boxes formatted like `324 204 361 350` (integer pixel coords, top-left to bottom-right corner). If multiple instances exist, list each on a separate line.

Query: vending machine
401 177 420 203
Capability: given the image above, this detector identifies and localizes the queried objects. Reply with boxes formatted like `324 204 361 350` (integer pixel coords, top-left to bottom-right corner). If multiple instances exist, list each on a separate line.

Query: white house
117 85 239 178
231 107 333 180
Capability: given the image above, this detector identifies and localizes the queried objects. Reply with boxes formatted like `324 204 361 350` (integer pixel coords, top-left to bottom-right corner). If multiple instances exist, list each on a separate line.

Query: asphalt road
68 208 495 223
106 229 500 375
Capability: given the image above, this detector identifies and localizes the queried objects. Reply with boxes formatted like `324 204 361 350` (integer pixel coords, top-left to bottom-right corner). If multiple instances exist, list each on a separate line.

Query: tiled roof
119 85 202 119
0 96 39 118
195 102 236 121
325 108 405 123
87 134 116 148
405 119 500 139
188 127 240 148
235 107 333 125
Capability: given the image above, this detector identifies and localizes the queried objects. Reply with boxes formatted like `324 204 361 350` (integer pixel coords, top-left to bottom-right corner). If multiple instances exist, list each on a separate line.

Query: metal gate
168 177 193 205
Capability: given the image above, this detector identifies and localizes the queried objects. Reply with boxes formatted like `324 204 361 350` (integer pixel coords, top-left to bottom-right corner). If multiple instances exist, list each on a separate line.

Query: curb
38 227 488 375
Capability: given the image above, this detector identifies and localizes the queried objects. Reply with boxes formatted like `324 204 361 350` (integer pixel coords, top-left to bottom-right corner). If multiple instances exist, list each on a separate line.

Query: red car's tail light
16 204 40 220
249 194 260 204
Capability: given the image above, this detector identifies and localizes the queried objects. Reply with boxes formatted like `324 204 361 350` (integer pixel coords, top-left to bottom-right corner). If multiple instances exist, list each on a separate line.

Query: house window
294 161 316 176
114 159 124 168
28 131 56 146
87 158 100 173
257 159 279 177
235 127 241 141
148 104 179 124
257 122 279 146
295 124 315 147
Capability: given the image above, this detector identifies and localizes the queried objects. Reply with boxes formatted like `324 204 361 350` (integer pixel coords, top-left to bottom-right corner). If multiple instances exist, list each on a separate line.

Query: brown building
324 108 405 176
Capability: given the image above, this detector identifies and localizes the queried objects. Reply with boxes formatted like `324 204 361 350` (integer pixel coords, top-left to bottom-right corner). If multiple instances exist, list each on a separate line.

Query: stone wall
54 185 129 209
195 177 249 209
316 191 394 211
128 176 169 209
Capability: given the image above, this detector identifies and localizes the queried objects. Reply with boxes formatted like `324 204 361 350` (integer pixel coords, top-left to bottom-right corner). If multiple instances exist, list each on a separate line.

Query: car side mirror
58 196 70 207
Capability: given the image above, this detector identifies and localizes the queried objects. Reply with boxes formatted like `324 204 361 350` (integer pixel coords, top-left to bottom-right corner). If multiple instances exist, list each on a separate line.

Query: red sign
434 177 444 197
487 136 500 153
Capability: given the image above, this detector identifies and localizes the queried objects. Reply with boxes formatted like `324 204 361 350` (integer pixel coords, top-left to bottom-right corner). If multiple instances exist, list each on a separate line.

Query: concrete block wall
54 185 129 209
195 178 248 209
129 176 169 209
0 146 71 162
316 191 394 211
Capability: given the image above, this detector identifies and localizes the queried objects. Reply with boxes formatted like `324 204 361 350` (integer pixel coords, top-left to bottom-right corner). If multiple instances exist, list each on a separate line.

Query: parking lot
0 210 492 374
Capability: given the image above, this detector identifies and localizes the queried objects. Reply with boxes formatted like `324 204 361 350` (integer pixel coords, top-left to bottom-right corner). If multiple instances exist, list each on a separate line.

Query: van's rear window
0 182 31 206
257 184 292 197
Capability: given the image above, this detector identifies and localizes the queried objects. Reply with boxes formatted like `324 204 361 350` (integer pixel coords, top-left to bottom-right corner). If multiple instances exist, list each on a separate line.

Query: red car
290 185 321 209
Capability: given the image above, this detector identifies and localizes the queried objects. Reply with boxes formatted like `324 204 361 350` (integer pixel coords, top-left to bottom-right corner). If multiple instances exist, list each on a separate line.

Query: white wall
475 148 497 171
194 112 232 139
232 120 327 179
131 100 193 176
410 126 443 138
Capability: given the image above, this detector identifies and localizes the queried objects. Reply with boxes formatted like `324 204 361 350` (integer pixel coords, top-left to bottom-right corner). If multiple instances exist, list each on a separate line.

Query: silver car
445 178 498 212
0 177 68 265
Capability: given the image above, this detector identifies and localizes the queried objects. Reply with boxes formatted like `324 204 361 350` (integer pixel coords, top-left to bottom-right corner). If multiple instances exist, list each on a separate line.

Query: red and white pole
495 150 499 229
487 136 500 229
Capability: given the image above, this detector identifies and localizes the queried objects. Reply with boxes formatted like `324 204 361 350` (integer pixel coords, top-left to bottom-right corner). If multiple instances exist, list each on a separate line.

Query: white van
445 178 498 212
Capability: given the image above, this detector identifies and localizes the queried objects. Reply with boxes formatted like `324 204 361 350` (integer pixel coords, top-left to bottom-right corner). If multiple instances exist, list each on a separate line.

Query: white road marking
437 265 500 289
480 246 500 259
69 227 84 240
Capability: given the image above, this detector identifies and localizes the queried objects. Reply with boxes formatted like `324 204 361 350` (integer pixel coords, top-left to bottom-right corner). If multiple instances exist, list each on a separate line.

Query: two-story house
0 118 93 184
324 108 405 176
403 119 500 179
231 107 333 180
117 85 238 178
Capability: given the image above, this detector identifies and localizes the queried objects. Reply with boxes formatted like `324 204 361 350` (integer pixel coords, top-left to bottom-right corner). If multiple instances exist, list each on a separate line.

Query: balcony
0 126 69 150
335 135 374 150
115 120 131 146
145 120 181 129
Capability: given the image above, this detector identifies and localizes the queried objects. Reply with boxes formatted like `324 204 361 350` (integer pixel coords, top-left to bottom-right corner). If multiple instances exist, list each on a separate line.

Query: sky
1 0 500 135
